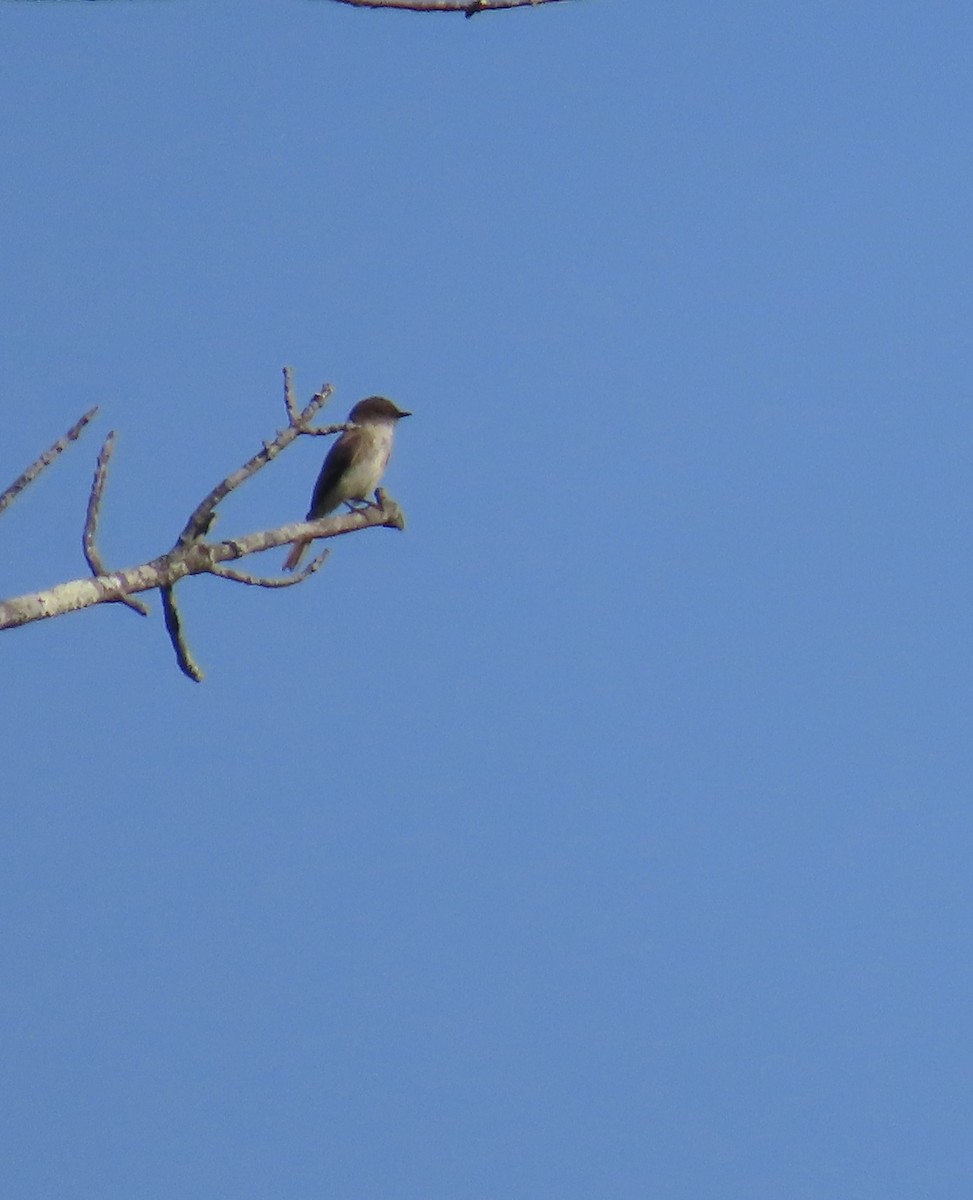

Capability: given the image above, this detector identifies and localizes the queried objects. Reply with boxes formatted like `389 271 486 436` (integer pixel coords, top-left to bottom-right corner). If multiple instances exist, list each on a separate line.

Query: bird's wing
307 427 363 518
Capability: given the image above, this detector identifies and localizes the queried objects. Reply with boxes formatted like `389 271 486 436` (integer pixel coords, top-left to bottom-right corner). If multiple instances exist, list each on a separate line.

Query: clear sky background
2 2 972 1196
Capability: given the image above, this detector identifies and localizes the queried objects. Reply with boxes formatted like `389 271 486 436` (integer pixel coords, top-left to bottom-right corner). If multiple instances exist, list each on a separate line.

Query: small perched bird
283 395 411 571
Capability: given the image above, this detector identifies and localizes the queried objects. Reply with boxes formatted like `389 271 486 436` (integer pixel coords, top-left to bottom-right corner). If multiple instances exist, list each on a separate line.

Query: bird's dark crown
348 396 411 423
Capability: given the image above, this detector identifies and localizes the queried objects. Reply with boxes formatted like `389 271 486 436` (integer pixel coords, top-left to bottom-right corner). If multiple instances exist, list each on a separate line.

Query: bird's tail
283 538 310 572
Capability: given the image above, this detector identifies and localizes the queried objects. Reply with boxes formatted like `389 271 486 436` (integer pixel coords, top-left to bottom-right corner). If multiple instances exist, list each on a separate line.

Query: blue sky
3 2 973 1196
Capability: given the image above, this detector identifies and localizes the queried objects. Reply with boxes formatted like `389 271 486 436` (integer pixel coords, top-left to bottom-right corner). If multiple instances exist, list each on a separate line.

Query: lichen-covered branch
0 499 404 632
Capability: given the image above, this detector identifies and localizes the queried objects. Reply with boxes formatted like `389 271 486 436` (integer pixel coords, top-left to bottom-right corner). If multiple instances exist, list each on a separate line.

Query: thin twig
283 366 301 425
0 498 406 632
176 383 336 545
0 406 99 516
83 432 149 617
160 585 203 682
299 423 350 437
324 0 574 15
209 547 330 587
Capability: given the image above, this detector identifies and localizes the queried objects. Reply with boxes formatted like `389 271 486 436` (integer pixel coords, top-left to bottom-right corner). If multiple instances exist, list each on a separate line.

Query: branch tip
283 366 301 425
0 405 100 516
161 585 204 682
81 430 148 617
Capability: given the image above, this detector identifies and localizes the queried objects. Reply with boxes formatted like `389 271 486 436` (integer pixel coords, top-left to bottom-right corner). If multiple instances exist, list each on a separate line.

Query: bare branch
323 0 576 15
0 406 99 516
160 585 203 682
0 374 407 682
209 548 331 587
0 499 404 629
298 423 351 438
283 366 301 425
176 383 335 545
83 432 149 618
8 0 578 9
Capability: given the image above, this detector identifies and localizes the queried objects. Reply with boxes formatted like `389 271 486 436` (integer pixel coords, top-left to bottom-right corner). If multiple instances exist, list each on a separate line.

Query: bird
283 395 411 571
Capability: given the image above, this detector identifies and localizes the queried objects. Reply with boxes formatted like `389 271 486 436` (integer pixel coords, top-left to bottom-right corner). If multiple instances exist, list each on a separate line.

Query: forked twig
176 376 340 546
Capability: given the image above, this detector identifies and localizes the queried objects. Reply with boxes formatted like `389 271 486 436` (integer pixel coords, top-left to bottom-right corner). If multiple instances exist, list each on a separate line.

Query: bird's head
348 396 412 424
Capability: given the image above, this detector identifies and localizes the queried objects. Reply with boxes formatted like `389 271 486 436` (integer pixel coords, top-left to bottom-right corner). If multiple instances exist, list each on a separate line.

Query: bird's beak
397 409 412 419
